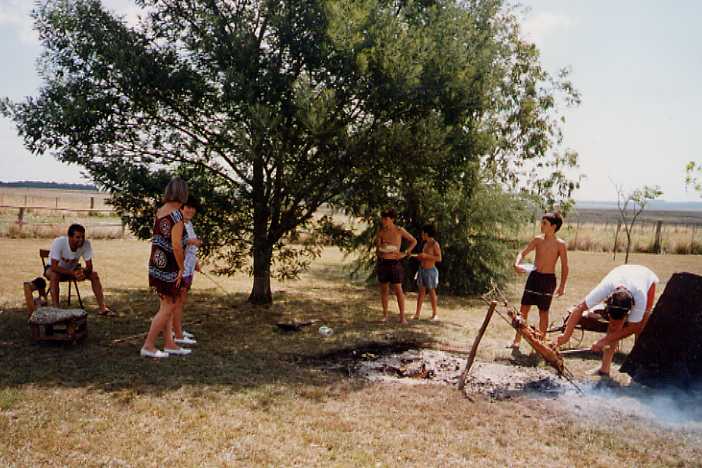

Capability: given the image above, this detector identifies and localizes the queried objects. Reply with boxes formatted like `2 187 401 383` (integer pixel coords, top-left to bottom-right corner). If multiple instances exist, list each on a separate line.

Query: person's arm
374 229 382 257
646 283 656 312
50 258 79 277
188 238 203 247
555 242 569 296
417 242 442 262
400 228 417 257
591 320 643 351
553 301 588 347
172 221 185 284
433 242 442 262
514 238 537 272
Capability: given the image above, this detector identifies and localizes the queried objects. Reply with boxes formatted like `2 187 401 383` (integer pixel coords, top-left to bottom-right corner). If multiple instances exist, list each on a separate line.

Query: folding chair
40 249 84 308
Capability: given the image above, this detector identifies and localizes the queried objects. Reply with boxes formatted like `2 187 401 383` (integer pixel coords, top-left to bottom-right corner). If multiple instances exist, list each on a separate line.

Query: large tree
2 0 580 302
340 1 581 293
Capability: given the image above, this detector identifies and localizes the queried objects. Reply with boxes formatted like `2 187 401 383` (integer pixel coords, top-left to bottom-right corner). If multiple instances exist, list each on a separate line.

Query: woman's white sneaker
183 330 196 339
175 336 197 345
164 347 192 356
140 347 169 358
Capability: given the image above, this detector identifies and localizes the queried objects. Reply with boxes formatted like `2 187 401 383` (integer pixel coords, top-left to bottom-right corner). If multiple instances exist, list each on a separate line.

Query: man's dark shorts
44 264 81 282
521 271 557 311
377 259 404 285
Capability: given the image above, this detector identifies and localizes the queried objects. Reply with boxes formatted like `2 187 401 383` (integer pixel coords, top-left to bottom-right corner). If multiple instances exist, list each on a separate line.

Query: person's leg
88 271 108 312
143 296 178 351
414 287 426 319
512 304 530 346
172 289 187 339
429 288 438 319
393 283 407 324
47 270 60 307
599 320 624 375
380 283 390 321
538 309 549 340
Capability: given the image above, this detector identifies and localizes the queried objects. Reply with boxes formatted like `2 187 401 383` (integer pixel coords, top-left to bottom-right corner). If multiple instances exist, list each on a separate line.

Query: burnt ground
299 342 702 430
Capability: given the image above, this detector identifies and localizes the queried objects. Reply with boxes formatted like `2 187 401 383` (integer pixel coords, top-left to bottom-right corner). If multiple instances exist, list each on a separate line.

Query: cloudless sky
1 0 700 201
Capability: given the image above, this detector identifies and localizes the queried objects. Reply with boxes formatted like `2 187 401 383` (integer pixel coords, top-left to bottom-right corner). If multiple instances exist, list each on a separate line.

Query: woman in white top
553 264 659 376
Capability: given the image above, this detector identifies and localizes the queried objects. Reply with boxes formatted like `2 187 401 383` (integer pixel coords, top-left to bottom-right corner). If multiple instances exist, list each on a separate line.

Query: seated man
553 264 658 376
45 223 114 316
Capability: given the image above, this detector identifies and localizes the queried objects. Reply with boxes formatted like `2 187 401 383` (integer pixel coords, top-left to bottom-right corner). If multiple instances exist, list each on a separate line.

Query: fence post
55 197 59 208
121 219 126 239
24 194 28 207
17 207 26 233
652 220 663 254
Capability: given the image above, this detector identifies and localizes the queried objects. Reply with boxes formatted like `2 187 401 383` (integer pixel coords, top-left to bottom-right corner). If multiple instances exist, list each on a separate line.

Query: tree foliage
339 1 581 294
685 161 702 197
615 184 663 264
2 0 581 301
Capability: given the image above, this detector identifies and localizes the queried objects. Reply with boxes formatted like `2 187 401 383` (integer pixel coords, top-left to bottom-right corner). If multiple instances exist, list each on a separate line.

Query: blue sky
1 0 700 201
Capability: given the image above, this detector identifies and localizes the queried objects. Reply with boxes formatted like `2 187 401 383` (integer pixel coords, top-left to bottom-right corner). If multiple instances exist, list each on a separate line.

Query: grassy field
1 238 701 466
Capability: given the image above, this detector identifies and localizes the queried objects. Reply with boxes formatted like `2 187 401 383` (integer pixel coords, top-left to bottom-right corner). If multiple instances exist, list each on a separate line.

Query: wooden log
458 301 496 390
506 306 565 375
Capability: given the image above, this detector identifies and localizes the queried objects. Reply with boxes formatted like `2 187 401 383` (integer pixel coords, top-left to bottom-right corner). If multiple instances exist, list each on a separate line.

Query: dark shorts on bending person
521 271 557 311
377 259 404 284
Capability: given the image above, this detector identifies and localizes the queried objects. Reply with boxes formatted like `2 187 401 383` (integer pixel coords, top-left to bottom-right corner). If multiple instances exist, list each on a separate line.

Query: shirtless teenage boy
375 208 417 324
413 224 442 320
510 212 569 349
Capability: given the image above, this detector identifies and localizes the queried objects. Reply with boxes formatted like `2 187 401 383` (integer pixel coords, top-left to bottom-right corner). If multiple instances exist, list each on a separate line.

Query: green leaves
4 0 581 301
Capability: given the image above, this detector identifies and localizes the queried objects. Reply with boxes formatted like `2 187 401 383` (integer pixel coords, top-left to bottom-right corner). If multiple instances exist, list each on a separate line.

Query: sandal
98 307 117 317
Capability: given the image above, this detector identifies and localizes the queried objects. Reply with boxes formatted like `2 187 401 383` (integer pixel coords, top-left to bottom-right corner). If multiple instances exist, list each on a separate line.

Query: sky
1 0 700 201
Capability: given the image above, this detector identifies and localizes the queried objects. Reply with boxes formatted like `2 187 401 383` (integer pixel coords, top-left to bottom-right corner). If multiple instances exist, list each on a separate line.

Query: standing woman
140 177 192 358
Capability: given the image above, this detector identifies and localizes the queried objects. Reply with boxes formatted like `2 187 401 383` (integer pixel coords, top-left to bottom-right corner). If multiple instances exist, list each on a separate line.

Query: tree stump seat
28 307 88 344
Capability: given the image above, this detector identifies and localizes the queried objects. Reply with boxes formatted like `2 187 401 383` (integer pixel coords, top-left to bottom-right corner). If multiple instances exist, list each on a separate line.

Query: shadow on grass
0 286 442 397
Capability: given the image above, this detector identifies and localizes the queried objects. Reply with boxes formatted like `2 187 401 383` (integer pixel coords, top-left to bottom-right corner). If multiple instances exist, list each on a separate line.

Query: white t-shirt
49 236 93 270
584 265 659 323
184 221 198 277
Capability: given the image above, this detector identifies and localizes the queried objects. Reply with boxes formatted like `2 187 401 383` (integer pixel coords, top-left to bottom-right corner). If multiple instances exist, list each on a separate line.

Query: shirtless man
510 212 569 349
553 264 658 376
375 208 417 324
413 224 442 320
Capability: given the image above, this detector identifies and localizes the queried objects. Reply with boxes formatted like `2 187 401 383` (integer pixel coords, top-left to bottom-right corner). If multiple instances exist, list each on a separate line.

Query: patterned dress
148 209 185 299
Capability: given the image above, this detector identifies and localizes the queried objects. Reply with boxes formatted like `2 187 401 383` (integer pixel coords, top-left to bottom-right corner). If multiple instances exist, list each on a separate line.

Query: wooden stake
458 300 496 390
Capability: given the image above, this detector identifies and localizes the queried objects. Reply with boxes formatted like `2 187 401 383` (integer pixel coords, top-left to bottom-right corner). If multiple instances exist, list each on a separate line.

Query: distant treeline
571 208 702 227
0 181 98 191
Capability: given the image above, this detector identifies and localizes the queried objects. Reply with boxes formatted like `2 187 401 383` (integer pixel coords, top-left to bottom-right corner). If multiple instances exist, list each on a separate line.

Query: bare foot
430 315 439 321
411 314 420 320
589 367 610 377
381 316 388 322
399 319 409 325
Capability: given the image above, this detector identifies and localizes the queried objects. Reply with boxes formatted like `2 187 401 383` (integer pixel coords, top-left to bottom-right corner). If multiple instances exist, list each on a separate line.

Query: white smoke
558 382 702 429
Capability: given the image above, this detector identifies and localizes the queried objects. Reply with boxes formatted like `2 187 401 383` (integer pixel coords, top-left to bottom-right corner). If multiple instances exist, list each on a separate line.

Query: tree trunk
249 153 273 305
249 241 273 305
612 220 621 261
624 232 631 264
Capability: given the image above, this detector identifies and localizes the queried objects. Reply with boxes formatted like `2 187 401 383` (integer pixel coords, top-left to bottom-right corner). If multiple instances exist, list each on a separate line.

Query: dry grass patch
1 240 702 466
